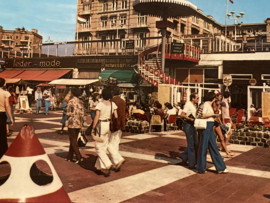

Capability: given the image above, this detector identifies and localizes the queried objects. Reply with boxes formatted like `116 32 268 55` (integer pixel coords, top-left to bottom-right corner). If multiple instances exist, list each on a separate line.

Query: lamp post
45 36 53 57
227 11 244 41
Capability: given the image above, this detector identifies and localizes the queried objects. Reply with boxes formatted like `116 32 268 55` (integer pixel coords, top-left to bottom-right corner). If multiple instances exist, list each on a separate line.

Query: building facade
0 26 43 58
225 18 270 52
74 0 238 55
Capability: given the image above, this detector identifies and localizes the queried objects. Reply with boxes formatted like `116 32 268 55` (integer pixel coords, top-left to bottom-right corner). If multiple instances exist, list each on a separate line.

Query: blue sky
0 0 270 43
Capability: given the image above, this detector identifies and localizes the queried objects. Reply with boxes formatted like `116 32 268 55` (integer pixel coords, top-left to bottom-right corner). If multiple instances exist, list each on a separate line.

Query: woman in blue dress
60 92 71 134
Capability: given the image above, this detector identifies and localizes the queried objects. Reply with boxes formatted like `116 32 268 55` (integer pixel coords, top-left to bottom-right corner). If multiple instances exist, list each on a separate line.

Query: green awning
98 70 139 83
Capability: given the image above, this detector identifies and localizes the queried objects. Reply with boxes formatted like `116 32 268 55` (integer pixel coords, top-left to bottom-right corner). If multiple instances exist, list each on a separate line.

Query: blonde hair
63 92 71 102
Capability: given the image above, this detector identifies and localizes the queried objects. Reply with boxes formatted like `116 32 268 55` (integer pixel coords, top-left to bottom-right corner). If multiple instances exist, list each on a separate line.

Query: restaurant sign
126 40 134 49
171 42 184 54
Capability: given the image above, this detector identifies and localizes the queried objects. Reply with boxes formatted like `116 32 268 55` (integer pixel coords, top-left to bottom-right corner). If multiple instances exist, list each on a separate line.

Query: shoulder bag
91 119 103 143
194 119 207 130
77 131 88 147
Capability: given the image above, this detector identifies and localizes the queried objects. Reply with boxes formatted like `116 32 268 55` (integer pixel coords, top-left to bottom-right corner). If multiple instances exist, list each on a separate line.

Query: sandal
60 130 64 134
7 132 12 137
225 153 234 158
75 157 84 164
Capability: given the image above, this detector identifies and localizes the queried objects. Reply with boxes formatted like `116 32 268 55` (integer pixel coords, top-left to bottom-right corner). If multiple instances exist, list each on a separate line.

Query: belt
0 112 6 114
99 119 111 122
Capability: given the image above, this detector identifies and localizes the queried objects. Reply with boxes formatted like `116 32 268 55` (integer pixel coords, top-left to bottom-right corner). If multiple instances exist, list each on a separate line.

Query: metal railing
96 24 127 31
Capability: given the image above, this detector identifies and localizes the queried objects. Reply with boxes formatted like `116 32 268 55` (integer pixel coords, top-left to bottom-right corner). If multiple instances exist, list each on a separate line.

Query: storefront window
205 69 218 79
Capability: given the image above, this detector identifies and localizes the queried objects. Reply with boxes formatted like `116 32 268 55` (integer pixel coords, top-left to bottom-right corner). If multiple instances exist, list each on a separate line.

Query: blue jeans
179 121 198 168
196 122 226 173
91 110 96 120
36 99 42 114
45 101 51 114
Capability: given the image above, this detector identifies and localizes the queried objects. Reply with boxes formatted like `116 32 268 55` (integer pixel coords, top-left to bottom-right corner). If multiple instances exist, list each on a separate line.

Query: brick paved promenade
1 109 270 203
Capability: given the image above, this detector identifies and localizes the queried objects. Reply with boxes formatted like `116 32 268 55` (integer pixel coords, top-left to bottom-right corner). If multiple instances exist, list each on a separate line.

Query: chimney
197 9 204 14
207 15 213 20
31 29 38 33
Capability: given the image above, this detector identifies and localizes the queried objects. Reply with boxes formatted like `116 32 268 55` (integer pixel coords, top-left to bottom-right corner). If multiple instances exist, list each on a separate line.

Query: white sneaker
218 169 228 174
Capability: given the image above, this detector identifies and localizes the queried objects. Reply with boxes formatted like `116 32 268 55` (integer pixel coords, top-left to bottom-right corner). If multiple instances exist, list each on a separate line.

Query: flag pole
225 0 228 51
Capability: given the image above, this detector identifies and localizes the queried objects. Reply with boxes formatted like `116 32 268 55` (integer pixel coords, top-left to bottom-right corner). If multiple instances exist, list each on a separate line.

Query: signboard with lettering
6 56 137 70
171 42 184 54
183 34 210 39
126 40 134 49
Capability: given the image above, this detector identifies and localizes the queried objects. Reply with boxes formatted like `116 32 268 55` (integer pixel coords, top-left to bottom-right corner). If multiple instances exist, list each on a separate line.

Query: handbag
77 132 88 147
91 120 103 142
194 119 207 130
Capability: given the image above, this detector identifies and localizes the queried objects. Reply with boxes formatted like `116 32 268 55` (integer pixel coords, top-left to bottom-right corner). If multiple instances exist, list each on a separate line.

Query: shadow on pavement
154 152 182 165
263 194 270 199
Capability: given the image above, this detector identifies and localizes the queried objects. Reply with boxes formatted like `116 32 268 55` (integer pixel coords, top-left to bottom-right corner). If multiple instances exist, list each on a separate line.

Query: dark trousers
67 128 82 160
28 95 33 107
179 121 198 168
0 113 8 159
196 122 226 173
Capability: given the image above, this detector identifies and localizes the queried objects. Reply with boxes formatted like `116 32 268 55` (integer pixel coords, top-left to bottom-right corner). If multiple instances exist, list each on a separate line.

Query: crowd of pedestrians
179 91 232 174
59 87 126 177
0 76 232 176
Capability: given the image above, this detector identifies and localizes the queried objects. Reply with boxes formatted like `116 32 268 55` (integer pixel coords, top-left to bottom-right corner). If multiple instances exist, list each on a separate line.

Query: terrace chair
235 109 245 127
262 117 270 128
248 116 261 129
166 114 178 131
150 115 164 132
140 114 150 122
229 108 237 117
133 113 142 120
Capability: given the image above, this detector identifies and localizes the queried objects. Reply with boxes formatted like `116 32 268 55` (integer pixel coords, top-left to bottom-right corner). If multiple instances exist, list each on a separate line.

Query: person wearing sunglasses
179 92 199 169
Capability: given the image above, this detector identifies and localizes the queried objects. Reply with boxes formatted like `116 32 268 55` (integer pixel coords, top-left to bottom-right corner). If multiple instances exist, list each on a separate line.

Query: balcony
96 24 127 31
2 38 13 41
3 44 14 49
79 9 91 15
130 23 149 28
20 39 30 43
20 46 28 50
78 23 91 32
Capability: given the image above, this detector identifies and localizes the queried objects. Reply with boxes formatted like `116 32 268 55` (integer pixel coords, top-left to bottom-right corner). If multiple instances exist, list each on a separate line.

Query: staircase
137 43 202 87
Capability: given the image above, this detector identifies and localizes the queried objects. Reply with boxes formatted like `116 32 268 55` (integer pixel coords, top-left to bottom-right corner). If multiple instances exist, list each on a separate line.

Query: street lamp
45 36 53 57
227 11 244 41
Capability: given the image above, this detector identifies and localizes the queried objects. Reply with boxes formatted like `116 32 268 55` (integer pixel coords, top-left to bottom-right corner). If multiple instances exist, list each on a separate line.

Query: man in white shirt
179 92 199 169
0 78 13 158
26 86 34 107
